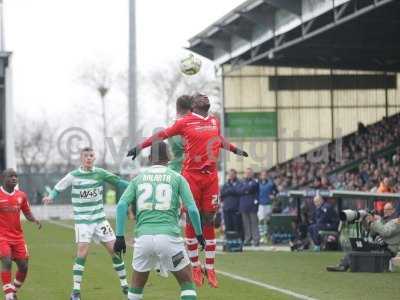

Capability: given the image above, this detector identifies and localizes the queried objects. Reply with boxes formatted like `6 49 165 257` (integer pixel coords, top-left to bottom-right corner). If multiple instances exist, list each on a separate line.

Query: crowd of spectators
333 150 400 192
269 114 400 193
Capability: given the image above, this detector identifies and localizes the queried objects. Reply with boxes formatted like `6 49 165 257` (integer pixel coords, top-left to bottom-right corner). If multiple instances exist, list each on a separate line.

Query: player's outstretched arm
42 173 74 205
220 137 249 157
127 119 185 160
216 118 248 157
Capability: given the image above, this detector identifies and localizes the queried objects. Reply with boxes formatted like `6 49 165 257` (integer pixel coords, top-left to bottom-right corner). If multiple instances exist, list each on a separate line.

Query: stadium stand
269 113 400 192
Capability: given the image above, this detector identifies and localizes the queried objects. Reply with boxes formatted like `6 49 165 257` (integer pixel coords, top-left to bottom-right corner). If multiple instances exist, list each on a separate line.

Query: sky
4 0 244 127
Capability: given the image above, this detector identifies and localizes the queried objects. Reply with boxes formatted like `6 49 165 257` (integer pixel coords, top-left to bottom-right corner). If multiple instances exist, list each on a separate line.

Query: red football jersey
141 112 236 173
0 187 32 241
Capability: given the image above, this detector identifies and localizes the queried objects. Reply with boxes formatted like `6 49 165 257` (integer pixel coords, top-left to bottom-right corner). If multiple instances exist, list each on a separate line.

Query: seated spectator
311 177 322 189
308 195 339 251
358 122 368 135
375 177 394 215
221 169 242 236
321 176 332 189
238 168 260 246
334 173 346 190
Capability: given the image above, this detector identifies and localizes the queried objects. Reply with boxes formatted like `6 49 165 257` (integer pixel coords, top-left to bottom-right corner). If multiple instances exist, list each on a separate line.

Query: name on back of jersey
142 174 171 183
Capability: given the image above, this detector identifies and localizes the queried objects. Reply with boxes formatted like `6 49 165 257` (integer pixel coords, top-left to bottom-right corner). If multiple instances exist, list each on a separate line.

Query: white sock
128 292 143 300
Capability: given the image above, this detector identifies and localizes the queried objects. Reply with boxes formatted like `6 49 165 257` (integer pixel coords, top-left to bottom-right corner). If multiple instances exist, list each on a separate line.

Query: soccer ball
180 54 202 75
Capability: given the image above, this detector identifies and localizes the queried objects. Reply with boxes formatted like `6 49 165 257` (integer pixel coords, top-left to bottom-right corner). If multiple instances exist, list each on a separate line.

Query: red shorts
183 171 219 213
0 240 29 260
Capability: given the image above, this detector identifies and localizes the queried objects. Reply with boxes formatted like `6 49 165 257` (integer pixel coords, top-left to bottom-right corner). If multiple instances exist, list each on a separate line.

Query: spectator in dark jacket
258 170 278 242
221 169 242 235
239 168 260 246
308 195 339 251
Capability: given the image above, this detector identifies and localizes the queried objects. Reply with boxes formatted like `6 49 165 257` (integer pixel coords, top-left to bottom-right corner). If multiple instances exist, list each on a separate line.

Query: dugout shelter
279 189 400 221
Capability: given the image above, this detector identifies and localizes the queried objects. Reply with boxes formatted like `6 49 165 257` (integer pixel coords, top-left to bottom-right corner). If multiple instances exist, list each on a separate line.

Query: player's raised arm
42 173 74 204
178 175 205 249
21 193 42 229
127 119 185 160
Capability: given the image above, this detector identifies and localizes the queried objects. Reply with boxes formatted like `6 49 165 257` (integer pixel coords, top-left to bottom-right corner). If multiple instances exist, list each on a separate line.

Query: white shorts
74 220 116 244
257 205 272 221
132 235 190 273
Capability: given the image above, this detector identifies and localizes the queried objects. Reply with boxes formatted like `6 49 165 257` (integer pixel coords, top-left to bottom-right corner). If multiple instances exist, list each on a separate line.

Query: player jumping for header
0 169 42 300
42 147 129 300
114 141 205 300
127 94 248 288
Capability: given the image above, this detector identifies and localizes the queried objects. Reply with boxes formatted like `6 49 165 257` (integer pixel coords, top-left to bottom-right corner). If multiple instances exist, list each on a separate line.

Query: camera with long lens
339 209 372 223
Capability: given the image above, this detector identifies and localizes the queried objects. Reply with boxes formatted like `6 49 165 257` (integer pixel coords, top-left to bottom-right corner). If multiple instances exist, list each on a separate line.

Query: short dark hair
150 141 170 164
176 95 193 114
81 147 94 153
2 168 16 177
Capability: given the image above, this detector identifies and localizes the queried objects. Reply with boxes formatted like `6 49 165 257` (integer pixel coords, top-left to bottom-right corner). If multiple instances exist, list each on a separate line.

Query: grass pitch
14 221 400 300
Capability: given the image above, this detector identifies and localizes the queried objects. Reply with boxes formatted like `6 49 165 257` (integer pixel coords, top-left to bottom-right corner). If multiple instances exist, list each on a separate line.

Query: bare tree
15 116 58 173
78 62 114 168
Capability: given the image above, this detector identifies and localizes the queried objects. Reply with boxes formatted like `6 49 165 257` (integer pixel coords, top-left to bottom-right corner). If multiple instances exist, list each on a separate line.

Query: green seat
268 214 296 235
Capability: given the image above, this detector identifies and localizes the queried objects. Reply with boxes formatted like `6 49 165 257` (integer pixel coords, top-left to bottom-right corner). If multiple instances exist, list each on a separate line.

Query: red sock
185 223 199 266
1 271 15 295
203 225 216 270
14 270 27 290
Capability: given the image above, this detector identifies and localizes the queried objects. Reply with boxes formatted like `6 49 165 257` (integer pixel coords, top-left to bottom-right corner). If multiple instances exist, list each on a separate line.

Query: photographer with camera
327 202 400 272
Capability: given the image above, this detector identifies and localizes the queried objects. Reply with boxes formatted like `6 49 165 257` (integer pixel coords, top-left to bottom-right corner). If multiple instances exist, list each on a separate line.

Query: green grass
13 221 400 300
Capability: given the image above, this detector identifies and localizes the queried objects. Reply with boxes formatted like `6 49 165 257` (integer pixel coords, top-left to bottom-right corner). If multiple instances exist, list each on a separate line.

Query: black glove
114 236 126 256
196 235 206 251
127 147 138 161
235 148 249 157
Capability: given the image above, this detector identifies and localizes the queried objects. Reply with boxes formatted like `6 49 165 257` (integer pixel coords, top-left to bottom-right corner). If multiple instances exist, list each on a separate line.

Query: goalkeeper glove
114 236 126 256
196 235 206 251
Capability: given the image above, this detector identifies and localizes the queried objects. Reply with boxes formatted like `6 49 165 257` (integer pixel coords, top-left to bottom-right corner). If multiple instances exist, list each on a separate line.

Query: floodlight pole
128 0 137 144
0 0 4 51
0 0 15 169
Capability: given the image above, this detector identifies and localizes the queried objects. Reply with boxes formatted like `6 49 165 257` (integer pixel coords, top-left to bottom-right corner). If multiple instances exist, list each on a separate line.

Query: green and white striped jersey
50 167 128 224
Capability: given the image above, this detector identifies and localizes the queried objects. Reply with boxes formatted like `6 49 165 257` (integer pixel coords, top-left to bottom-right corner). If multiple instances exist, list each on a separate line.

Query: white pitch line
48 220 318 300
47 219 74 229
216 270 318 300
